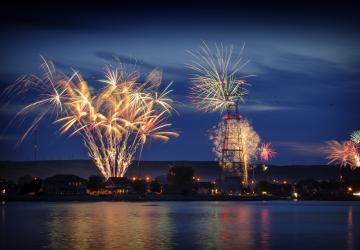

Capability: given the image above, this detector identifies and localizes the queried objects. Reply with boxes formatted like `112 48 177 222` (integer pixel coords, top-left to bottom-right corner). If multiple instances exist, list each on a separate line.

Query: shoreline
2 195 359 202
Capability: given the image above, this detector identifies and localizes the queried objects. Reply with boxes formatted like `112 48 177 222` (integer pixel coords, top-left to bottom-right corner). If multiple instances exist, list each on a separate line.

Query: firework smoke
5 58 178 179
210 118 260 185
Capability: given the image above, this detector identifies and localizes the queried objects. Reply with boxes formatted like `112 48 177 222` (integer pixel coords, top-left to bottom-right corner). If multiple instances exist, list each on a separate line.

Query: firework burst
210 118 260 185
6 58 178 179
187 42 253 113
350 130 360 144
324 140 360 169
260 143 276 162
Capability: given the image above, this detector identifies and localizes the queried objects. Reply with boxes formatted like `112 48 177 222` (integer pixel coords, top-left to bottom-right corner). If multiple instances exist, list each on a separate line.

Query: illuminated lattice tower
220 103 248 187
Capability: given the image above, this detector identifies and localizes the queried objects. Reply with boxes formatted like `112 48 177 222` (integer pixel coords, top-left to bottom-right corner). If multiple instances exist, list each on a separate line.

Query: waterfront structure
43 175 87 195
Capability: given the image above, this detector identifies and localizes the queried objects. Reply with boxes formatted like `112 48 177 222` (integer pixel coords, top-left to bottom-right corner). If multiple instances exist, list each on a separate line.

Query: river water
0 201 359 249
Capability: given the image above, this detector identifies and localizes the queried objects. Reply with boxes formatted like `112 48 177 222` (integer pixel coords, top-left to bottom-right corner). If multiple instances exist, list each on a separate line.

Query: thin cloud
93 51 185 77
0 134 18 142
174 102 295 114
274 141 325 157
253 50 358 79
241 104 291 112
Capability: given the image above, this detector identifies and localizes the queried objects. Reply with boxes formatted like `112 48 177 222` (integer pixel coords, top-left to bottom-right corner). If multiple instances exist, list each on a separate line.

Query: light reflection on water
260 207 270 250
0 201 359 250
348 206 353 250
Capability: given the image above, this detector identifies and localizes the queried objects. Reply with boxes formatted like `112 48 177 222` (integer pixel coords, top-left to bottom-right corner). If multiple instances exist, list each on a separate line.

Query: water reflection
260 208 270 250
1 201 360 250
47 203 174 249
1 202 5 224
1 201 5 239
347 206 353 250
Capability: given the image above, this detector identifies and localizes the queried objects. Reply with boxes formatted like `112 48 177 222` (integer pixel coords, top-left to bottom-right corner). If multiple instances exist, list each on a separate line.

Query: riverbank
2 194 359 202
2 194 264 202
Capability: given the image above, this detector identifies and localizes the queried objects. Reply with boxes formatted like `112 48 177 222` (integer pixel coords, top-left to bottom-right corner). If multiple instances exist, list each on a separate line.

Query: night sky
0 1 359 165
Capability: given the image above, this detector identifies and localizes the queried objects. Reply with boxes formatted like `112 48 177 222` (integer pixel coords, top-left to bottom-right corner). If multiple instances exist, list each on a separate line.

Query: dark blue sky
0 1 359 164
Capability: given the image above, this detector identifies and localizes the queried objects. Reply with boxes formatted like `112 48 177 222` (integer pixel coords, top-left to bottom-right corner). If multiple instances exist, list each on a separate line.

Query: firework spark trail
324 140 360 169
260 143 277 162
210 118 260 185
5 58 178 179
187 42 254 113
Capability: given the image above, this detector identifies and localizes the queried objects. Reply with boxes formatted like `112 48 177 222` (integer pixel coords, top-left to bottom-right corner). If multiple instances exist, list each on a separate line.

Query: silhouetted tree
256 180 270 193
18 175 41 194
150 181 162 193
342 167 360 189
296 179 321 198
166 166 194 195
87 175 103 191
18 175 33 186
20 178 42 194
132 180 147 194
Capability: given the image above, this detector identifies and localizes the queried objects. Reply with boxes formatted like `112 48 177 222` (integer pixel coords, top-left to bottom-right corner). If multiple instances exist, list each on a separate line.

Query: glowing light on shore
187 42 253 113
5 58 178 179
260 143 276 162
324 140 360 169
353 192 360 197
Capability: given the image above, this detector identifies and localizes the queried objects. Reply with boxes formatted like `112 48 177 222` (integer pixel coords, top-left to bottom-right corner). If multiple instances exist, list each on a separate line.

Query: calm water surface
0 201 359 250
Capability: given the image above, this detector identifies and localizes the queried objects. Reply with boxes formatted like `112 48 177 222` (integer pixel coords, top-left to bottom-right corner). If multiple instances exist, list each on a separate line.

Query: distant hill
0 160 340 183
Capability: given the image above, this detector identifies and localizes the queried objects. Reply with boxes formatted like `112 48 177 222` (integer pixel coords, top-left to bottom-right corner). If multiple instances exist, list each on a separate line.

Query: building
43 175 87 195
94 177 133 195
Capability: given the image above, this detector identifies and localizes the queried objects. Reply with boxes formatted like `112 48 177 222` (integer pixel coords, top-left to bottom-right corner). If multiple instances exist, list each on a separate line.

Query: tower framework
220 103 249 187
